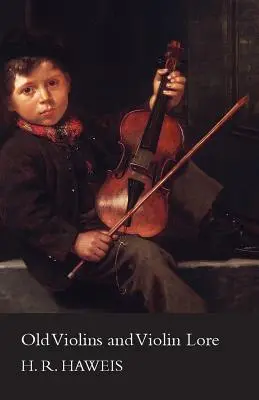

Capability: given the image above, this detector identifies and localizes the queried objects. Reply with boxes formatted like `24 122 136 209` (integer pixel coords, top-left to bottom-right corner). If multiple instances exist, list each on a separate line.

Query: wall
188 0 259 193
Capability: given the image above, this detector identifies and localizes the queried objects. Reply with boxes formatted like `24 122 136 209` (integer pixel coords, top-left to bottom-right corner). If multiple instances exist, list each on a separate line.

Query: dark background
1 0 259 258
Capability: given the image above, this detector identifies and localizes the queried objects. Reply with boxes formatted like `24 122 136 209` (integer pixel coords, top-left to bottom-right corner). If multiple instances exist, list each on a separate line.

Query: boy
0 29 212 313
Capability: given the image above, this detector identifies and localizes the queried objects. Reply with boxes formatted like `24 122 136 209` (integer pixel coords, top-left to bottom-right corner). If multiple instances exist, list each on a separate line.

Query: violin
95 40 184 237
68 95 249 279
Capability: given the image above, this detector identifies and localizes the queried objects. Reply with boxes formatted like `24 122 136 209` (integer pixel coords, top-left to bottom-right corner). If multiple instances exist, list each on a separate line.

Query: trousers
72 233 206 313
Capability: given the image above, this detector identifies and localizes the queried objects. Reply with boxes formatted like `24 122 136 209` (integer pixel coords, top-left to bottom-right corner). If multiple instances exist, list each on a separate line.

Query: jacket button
71 188 76 192
48 255 57 262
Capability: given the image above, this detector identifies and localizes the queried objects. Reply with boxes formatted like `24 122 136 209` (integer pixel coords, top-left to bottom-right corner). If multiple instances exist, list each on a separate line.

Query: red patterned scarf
17 117 83 144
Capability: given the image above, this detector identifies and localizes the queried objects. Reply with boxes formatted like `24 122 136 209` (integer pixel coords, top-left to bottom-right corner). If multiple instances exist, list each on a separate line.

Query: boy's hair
0 28 71 127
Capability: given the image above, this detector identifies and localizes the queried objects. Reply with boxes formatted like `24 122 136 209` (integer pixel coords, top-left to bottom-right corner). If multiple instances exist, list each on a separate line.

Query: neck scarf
17 117 83 144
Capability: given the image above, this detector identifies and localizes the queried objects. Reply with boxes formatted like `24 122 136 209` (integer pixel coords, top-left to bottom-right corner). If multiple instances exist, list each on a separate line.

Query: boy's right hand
72 230 116 262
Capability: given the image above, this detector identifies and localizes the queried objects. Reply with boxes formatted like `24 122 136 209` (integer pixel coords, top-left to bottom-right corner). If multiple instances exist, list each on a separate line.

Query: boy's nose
39 87 51 102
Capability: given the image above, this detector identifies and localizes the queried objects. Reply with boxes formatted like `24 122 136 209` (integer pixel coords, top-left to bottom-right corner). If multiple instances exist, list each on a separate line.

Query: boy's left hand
150 69 186 112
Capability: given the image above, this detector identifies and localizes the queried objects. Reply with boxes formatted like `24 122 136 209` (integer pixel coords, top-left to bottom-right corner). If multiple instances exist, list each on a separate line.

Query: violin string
114 232 127 295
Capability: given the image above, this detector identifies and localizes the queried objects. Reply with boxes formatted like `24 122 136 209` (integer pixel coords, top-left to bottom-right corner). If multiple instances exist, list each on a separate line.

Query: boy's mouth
40 108 55 116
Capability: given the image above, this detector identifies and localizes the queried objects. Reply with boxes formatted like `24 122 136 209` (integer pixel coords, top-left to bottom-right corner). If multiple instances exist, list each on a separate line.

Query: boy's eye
22 87 34 95
48 79 58 87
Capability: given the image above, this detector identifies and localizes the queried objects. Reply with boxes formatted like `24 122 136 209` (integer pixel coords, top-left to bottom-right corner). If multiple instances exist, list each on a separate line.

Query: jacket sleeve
0 139 78 262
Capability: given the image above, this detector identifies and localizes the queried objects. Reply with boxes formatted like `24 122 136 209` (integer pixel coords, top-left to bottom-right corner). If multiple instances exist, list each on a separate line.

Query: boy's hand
72 230 117 262
150 69 186 111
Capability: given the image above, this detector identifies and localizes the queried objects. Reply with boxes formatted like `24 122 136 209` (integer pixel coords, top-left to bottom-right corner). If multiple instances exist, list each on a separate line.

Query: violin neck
132 40 182 164
137 72 170 154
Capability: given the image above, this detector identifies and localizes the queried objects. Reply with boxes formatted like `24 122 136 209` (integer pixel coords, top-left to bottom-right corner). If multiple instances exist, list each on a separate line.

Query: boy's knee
117 235 176 274
119 235 160 258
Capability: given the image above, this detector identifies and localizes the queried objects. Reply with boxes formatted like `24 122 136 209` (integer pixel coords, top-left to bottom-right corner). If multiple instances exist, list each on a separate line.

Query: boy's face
9 60 70 126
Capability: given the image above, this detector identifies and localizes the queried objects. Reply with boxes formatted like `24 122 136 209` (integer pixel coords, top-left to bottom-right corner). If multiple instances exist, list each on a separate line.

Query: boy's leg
76 234 206 313
152 161 223 260
168 161 223 237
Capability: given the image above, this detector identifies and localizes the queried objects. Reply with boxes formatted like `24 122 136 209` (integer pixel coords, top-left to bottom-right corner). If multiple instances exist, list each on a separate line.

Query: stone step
1 258 259 312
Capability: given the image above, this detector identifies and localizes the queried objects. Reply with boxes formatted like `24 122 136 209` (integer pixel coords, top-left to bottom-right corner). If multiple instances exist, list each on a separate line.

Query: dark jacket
0 117 122 289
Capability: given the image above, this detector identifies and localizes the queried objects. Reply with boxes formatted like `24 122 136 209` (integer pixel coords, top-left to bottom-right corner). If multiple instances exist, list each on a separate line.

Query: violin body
95 110 183 236
120 110 183 181
96 167 168 237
